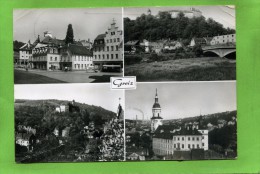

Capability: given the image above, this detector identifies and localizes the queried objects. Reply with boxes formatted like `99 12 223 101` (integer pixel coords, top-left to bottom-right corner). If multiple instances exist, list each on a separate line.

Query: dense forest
124 11 235 43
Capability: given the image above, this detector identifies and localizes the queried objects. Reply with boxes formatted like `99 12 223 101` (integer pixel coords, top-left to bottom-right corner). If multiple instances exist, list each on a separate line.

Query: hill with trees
15 99 116 135
124 12 235 44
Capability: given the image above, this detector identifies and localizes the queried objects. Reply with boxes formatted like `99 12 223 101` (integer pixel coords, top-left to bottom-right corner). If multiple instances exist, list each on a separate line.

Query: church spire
155 88 159 103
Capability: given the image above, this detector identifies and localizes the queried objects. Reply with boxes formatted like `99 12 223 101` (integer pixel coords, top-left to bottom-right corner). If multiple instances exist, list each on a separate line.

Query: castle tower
147 8 151 15
151 88 163 132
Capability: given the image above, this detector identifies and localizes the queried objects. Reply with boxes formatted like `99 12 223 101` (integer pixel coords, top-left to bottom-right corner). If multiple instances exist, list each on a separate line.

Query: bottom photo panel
15 84 125 163
125 81 237 161
14 81 236 163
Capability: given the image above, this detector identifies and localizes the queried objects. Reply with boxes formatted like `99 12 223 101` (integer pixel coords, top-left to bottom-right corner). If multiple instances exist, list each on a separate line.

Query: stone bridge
202 44 236 58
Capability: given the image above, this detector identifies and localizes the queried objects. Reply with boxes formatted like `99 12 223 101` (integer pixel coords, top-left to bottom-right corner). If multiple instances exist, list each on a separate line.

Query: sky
15 84 124 113
13 6 235 43
13 8 123 43
125 82 236 120
124 6 235 29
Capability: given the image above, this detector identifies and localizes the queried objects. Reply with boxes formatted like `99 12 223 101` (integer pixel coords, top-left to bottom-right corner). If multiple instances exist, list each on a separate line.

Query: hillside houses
124 33 236 55
125 39 183 54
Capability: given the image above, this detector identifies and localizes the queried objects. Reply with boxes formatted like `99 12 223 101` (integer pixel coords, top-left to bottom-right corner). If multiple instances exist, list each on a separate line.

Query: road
15 69 123 84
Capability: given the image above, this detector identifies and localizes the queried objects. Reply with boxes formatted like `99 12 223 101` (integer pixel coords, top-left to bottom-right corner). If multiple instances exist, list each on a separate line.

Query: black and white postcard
13 6 237 163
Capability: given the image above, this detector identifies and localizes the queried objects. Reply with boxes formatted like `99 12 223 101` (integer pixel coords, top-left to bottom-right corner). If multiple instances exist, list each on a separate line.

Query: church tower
151 88 163 133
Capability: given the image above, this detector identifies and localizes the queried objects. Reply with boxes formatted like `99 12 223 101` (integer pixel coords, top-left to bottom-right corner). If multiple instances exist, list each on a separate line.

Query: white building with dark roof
19 40 33 66
152 124 208 156
60 43 93 71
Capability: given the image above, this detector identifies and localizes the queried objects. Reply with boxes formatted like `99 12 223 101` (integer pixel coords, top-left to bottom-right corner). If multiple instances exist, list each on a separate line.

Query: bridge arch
203 49 236 58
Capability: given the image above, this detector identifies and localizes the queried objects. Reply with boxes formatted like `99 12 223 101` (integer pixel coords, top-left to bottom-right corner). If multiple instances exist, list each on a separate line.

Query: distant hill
126 110 237 128
163 111 237 127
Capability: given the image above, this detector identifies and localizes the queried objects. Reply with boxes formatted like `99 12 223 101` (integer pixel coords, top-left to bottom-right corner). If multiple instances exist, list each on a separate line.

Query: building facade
210 34 236 45
19 41 33 66
60 44 93 71
152 124 209 156
93 20 123 72
31 43 61 70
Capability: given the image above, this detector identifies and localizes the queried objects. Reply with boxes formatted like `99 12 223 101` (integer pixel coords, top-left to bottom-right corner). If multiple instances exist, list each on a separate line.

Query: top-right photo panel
124 6 236 81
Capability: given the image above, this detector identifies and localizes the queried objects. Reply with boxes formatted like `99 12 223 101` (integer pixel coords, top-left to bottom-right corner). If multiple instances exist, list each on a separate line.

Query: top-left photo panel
13 8 123 84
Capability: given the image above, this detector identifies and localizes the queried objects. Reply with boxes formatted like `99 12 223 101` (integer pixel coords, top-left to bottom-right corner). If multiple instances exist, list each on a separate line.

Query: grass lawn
125 57 236 81
14 70 66 84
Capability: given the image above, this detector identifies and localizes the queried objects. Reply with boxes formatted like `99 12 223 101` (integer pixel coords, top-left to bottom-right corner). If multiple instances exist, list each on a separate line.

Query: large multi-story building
30 31 92 71
152 124 208 156
210 34 236 45
93 19 123 72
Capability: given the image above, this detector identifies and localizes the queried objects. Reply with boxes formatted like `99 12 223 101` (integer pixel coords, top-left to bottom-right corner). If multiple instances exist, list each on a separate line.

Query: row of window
20 51 31 54
96 38 120 45
33 48 58 54
49 48 58 54
216 34 235 39
94 54 119 60
74 64 93 69
155 142 204 149
73 56 93 62
94 45 119 52
212 39 235 44
173 136 203 141
21 55 31 58
107 37 120 43
50 56 58 61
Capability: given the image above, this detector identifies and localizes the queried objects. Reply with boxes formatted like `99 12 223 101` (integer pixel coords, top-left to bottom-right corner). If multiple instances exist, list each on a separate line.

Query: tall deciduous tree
65 24 74 44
